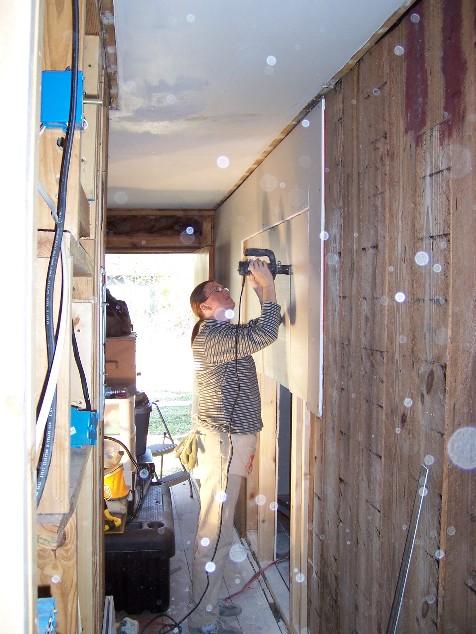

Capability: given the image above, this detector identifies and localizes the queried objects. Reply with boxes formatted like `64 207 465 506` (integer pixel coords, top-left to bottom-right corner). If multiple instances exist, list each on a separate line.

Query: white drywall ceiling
108 0 411 209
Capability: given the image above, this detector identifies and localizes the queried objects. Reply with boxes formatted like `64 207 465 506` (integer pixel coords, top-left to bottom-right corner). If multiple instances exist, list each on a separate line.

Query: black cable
104 435 139 470
72 325 92 410
103 434 148 521
149 277 247 634
36 0 80 505
36 267 64 503
141 612 182 634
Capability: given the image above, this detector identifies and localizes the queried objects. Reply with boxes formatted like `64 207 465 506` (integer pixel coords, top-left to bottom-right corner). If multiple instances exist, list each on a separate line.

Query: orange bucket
103 465 129 500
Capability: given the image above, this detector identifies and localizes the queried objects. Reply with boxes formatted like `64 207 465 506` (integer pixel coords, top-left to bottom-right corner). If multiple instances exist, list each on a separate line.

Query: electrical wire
72 326 92 411
141 613 182 634
36 0 80 504
103 434 147 521
36 249 69 500
142 277 247 634
35 227 69 453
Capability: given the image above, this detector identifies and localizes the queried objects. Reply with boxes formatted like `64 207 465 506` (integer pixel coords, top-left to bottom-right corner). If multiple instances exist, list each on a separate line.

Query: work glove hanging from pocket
174 431 198 471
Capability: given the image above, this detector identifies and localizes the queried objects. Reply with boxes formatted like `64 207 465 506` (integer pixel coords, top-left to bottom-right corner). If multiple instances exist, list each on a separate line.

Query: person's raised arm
195 259 280 365
247 258 276 304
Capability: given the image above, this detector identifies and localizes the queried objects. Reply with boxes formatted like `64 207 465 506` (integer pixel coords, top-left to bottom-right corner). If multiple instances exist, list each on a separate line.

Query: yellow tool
104 507 122 532
104 464 129 500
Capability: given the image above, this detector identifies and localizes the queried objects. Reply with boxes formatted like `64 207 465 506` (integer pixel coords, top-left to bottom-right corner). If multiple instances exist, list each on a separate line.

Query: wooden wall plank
77 450 102 634
71 301 94 408
85 0 100 35
257 375 278 563
36 255 72 515
38 0 87 237
311 1 475 632
438 0 476 628
81 34 102 239
289 397 310 633
37 512 79 634
312 77 343 634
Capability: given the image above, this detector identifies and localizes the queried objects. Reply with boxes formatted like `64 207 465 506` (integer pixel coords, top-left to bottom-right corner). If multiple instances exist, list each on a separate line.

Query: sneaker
218 600 242 617
189 619 242 634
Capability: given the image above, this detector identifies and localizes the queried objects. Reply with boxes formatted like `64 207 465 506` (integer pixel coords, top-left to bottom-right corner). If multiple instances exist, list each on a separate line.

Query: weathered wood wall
309 0 475 632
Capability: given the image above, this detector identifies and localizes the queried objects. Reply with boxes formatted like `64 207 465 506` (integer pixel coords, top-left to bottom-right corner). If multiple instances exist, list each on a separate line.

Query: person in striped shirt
188 259 281 634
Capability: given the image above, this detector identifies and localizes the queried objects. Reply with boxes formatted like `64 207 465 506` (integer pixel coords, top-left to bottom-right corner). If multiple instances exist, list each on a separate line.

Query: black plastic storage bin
105 483 175 613
134 392 152 457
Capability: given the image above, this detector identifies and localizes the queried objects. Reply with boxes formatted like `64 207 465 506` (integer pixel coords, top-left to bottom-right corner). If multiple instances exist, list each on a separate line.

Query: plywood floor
116 463 288 633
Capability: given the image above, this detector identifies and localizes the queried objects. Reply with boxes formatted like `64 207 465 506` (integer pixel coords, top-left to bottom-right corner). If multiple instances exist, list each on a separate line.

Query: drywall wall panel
244 210 310 403
215 102 322 415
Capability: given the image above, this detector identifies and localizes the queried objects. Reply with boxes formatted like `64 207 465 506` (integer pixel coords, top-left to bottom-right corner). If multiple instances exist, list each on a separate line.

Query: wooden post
0 1 43 631
257 375 278 563
290 397 310 634
37 512 79 633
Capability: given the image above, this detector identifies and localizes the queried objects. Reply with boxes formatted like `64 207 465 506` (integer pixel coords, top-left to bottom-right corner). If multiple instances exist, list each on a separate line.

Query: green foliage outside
149 391 193 439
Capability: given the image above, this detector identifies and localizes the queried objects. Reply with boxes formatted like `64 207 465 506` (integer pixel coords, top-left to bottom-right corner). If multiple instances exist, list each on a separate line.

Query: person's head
190 280 235 343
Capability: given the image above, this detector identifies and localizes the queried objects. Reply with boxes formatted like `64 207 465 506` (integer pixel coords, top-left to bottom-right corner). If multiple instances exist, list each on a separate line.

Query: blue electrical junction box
70 406 98 447
41 70 84 131
37 597 57 634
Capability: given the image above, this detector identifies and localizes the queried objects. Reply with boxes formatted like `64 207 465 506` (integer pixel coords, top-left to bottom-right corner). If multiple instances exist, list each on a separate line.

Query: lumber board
289 397 310 633
85 0 100 35
83 34 101 95
35 255 72 515
79 184 91 238
98 0 119 109
107 208 215 218
37 229 93 277
71 301 94 408
37 446 92 544
77 448 103 634
245 377 259 536
438 1 476 628
257 375 278 563
38 129 82 236
38 0 87 238
37 511 78 634
81 36 102 233
106 233 213 253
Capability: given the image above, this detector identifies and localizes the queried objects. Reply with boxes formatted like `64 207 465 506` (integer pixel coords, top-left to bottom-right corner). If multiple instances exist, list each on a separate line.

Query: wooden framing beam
105 212 214 253
0 1 41 630
35 253 72 515
289 397 310 633
37 512 79 633
98 0 119 109
257 375 278 563
107 208 215 217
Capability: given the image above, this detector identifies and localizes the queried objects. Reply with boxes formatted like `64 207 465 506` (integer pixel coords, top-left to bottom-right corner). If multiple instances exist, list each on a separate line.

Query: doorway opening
105 252 204 446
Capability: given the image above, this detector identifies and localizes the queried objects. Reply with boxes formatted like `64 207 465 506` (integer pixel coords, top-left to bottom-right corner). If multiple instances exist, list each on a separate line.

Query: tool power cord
142 277 246 634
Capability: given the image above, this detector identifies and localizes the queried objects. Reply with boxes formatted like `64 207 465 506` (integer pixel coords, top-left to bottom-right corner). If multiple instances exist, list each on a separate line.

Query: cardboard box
105 334 136 389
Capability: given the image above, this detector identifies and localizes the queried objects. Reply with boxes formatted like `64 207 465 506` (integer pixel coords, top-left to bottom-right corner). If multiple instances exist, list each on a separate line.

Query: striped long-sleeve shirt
192 301 281 434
